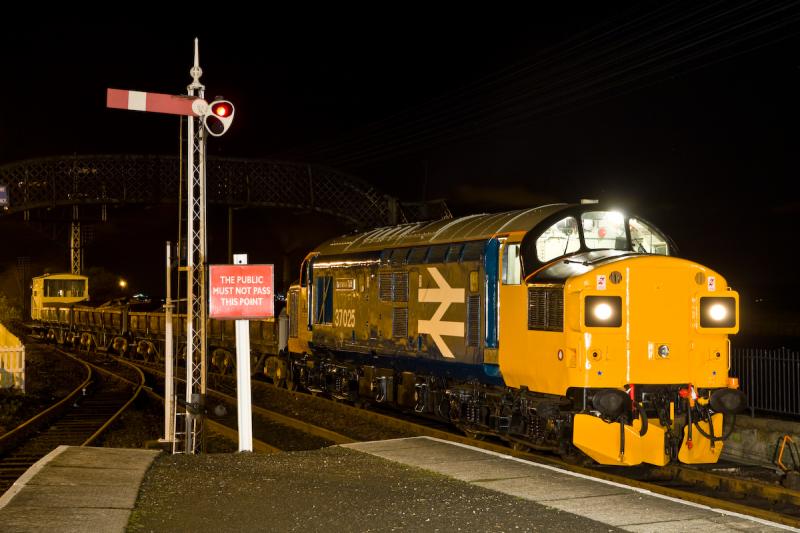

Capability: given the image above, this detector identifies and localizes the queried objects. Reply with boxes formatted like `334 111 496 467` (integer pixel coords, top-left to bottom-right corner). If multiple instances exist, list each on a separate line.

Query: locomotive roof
313 203 572 256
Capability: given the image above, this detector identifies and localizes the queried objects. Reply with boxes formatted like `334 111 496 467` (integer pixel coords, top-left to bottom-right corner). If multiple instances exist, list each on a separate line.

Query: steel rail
77 353 146 446
104 358 281 453
126 358 353 446
0 351 92 452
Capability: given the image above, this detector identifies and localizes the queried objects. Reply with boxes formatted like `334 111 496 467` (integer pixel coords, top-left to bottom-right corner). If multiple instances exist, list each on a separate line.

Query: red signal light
212 102 231 117
204 99 235 137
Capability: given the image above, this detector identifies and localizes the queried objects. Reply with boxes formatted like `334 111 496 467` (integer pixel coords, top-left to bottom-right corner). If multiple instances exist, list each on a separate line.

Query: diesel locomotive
29 202 745 466
279 202 745 466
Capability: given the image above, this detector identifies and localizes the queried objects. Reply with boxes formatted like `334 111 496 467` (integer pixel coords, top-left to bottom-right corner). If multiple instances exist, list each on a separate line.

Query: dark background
1 4 799 333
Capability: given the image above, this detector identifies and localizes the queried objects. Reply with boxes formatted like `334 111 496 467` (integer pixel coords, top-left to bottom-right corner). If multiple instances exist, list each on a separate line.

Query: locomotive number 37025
334 308 356 327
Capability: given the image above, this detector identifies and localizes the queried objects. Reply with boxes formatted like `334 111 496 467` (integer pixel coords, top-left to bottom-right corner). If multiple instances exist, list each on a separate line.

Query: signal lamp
204 99 235 137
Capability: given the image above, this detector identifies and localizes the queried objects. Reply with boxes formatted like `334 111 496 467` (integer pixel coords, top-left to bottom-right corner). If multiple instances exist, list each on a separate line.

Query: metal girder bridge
0 154 450 228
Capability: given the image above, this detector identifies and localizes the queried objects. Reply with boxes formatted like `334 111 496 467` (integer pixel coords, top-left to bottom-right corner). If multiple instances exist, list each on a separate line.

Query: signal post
107 39 235 454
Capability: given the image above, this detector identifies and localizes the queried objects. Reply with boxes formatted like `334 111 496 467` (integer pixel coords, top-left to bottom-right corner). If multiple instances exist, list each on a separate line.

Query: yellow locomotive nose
567 255 740 466
568 255 738 390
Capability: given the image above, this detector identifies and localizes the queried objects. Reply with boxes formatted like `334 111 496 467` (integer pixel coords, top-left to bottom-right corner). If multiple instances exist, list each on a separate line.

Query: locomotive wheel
112 336 129 356
212 349 234 375
137 340 157 362
80 332 94 353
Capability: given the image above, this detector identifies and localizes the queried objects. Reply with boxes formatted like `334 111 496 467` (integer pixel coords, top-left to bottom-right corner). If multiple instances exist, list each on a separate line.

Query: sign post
209 258 274 452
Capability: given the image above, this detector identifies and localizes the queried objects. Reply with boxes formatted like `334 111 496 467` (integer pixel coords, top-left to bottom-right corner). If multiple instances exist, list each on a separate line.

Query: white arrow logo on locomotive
418 267 465 359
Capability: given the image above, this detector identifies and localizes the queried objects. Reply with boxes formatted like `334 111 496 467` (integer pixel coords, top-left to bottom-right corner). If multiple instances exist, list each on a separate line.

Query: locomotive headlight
700 297 736 328
593 303 613 321
709 304 727 321
585 296 622 327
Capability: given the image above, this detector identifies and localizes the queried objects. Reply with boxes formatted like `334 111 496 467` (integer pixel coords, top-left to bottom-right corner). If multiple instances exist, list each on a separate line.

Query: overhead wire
284 1 800 169
320 2 730 165
330 1 798 167
302 2 681 159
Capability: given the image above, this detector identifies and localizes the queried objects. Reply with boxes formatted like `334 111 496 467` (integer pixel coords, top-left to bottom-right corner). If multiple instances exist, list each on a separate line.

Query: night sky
1 4 799 327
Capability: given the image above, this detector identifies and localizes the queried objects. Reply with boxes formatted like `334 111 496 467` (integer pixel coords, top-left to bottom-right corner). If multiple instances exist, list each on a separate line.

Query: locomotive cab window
536 216 580 262
629 218 669 255
503 243 522 284
582 211 627 250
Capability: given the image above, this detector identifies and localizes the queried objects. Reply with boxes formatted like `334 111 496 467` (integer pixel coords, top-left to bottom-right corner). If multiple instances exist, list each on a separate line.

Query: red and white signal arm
209 264 274 319
107 88 207 116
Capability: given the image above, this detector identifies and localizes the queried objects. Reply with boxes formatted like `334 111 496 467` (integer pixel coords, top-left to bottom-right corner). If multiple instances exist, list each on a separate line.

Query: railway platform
0 438 795 532
0 446 159 533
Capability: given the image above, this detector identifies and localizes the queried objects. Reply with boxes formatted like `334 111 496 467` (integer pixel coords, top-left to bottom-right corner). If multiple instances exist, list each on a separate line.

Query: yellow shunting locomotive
284 203 745 465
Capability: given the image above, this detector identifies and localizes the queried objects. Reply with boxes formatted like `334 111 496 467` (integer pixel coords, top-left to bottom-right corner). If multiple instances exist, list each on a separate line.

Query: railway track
0 349 144 496
117 358 353 452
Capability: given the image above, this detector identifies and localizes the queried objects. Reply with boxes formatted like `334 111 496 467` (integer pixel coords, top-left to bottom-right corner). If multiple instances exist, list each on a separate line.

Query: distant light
119 279 127 289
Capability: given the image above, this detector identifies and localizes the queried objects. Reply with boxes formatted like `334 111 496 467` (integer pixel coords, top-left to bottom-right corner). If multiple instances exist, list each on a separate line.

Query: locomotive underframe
275 347 735 464
282 347 600 455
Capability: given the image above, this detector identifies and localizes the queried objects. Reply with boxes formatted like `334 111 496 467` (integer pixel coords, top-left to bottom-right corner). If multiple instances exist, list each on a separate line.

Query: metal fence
731 347 800 418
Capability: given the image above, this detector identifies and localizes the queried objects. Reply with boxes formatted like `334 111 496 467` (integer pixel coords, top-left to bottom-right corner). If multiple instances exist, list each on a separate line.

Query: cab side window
502 243 522 285
629 218 669 255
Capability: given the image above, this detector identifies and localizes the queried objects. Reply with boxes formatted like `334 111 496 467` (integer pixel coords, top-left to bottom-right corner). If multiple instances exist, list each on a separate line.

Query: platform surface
0 439 795 532
343 437 796 532
0 445 160 533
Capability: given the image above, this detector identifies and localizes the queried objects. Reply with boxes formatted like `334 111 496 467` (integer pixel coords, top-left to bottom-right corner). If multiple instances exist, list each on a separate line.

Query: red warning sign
209 264 274 319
